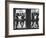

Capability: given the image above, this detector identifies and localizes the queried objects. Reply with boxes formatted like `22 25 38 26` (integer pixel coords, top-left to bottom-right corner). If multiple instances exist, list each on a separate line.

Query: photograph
13 8 39 30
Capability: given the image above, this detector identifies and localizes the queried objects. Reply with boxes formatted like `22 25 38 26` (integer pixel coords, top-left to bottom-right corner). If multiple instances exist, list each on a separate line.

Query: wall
0 0 46 38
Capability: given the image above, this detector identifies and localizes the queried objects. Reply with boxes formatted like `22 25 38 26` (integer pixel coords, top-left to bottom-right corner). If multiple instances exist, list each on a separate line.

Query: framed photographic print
5 1 45 37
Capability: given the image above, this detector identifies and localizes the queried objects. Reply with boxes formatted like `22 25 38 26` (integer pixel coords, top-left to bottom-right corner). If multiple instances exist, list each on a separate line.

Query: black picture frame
5 1 45 38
